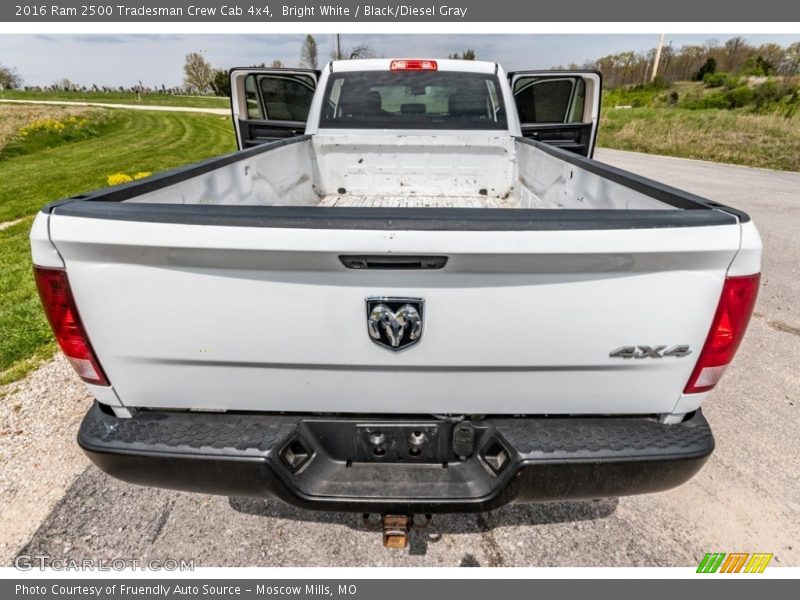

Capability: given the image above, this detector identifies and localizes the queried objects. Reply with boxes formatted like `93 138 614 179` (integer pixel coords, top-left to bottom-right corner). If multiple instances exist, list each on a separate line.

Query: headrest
367 91 382 110
400 103 426 115
448 93 488 119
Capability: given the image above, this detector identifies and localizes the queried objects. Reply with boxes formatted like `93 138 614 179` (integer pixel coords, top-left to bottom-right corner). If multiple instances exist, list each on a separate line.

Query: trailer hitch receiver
382 514 411 548
362 514 433 548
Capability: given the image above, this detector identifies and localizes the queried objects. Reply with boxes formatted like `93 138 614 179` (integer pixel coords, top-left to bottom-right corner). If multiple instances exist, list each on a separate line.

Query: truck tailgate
43 210 742 415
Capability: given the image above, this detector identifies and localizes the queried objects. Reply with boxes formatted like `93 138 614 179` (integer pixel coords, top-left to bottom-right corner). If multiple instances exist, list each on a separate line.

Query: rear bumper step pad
78 402 713 514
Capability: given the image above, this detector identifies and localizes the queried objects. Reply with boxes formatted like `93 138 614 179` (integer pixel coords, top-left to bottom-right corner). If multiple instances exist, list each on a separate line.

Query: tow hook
362 514 432 548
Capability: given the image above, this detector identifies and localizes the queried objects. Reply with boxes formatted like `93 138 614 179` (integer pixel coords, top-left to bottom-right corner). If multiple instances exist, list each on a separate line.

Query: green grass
1 111 115 160
0 109 235 383
0 218 55 386
603 84 672 109
598 106 800 172
599 78 800 170
0 89 229 109
0 109 235 223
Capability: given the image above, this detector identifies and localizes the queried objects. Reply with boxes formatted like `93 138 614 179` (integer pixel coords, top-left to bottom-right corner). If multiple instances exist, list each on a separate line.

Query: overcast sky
3 34 799 88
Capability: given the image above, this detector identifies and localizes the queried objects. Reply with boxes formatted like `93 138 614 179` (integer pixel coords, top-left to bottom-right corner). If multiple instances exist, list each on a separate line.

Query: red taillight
390 59 438 71
684 274 760 394
33 266 109 386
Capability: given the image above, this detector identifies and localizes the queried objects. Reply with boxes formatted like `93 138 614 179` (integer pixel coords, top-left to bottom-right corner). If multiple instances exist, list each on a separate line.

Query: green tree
210 69 231 97
694 57 717 81
755 43 785 73
448 49 476 60
742 55 775 76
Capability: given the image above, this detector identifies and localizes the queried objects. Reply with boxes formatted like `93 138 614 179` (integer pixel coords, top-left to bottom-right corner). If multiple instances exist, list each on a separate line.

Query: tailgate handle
339 255 448 270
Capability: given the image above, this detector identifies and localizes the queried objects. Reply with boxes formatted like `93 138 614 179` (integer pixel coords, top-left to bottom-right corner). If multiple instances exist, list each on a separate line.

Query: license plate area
355 423 441 463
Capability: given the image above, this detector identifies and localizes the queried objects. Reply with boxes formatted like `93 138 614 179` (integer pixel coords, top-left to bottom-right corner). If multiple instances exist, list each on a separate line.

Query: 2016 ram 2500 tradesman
31 59 761 533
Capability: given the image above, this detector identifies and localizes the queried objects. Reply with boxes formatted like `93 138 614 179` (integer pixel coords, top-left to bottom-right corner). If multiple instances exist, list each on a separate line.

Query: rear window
318 70 507 130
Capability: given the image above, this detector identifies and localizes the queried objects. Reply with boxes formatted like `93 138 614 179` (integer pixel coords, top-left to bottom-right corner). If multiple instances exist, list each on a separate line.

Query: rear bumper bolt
408 431 427 446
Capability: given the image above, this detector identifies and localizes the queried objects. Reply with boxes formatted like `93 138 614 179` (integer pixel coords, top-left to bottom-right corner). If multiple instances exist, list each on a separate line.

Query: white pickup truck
31 59 761 541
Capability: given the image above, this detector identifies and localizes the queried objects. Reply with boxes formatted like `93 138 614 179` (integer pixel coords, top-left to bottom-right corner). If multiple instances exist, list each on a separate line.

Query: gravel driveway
2 149 798 567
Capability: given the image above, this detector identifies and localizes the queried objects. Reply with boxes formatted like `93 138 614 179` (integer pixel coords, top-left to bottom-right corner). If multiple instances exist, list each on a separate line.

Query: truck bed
118 135 677 211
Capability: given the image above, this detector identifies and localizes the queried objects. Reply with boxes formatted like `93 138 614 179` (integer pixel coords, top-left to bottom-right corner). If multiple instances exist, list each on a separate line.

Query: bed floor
317 194 516 208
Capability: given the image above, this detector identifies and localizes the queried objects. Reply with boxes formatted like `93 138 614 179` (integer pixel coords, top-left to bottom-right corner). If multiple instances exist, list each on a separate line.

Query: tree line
557 37 800 88
5 37 798 96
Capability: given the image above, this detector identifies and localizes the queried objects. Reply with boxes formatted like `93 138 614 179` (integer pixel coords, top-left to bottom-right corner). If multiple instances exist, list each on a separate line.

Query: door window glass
513 76 586 124
244 75 262 119
257 74 316 122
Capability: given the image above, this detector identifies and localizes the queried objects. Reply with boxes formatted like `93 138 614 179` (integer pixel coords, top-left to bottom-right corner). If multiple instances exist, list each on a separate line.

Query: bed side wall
123 139 318 206
515 141 675 210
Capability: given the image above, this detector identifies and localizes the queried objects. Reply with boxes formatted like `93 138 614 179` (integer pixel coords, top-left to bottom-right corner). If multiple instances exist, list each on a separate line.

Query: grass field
0 89 229 109
0 109 235 223
598 107 800 172
0 105 108 150
0 108 236 385
598 78 800 171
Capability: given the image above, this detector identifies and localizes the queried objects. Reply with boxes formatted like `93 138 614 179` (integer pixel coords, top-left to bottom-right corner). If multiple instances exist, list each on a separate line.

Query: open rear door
507 70 601 157
230 67 319 149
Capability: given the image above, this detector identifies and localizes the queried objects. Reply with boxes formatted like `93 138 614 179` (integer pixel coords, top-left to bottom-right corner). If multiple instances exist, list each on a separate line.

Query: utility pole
336 33 342 60
651 33 665 81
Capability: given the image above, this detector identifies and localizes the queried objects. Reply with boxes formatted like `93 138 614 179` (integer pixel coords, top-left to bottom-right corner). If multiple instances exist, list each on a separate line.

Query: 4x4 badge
609 345 692 359
366 297 424 351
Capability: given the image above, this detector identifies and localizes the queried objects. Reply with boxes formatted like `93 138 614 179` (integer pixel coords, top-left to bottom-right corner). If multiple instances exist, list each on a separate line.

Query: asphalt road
9 149 800 567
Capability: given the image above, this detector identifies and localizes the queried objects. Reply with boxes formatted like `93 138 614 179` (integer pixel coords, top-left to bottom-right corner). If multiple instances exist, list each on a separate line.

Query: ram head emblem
366 298 424 351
